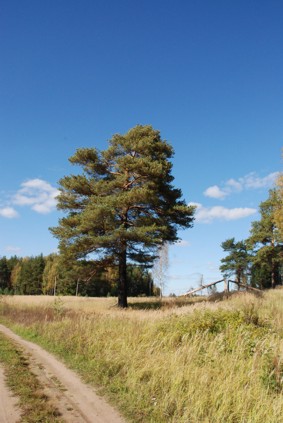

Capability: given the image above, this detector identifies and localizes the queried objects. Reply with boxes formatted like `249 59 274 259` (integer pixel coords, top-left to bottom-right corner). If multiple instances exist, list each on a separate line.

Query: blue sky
0 0 282 294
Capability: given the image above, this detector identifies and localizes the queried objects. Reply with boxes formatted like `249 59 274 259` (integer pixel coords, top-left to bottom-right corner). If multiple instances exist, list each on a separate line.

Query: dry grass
3 294 205 309
1 290 283 422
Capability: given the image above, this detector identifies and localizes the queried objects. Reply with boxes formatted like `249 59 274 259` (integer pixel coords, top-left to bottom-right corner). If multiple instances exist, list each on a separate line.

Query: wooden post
76 279 79 297
223 278 228 293
181 280 224 297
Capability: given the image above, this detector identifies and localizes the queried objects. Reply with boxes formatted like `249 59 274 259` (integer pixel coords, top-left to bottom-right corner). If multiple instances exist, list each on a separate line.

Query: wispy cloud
203 185 227 199
13 179 59 214
5 245 21 254
204 171 279 199
239 172 279 189
189 202 257 223
0 207 19 219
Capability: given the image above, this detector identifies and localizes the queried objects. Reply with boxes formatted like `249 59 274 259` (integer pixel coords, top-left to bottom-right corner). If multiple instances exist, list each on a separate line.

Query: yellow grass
1 290 283 422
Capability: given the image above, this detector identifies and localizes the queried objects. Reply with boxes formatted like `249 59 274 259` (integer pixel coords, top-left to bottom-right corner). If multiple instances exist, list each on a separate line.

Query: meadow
0 290 283 422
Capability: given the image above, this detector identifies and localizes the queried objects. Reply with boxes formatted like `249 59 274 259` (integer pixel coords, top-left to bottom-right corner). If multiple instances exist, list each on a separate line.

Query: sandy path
0 324 126 423
0 366 21 423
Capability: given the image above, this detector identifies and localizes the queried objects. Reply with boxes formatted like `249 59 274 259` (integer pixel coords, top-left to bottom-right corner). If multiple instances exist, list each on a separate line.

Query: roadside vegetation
0 331 63 423
0 290 283 422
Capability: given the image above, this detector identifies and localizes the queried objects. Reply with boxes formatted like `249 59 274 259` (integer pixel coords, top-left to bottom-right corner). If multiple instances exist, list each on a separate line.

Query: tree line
0 253 156 297
220 185 283 289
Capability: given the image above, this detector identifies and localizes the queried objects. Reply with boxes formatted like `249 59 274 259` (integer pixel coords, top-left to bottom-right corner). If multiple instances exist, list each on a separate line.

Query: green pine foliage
220 238 250 285
248 189 283 288
50 125 195 307
0 257 11 292
220 189 283 289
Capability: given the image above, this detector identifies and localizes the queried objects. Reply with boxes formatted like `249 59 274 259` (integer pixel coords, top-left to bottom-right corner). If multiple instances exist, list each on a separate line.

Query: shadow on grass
129 301 163 310
128 297 208 310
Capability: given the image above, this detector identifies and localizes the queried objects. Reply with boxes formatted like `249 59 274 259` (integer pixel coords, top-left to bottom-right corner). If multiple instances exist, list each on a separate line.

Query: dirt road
0 324 126 423
0 366 21 423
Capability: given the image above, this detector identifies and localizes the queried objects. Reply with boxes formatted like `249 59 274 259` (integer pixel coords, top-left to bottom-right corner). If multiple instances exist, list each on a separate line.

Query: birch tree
152 242 169 299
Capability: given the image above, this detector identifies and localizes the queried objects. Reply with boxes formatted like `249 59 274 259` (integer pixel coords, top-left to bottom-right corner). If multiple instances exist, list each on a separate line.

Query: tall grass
0 291 283 422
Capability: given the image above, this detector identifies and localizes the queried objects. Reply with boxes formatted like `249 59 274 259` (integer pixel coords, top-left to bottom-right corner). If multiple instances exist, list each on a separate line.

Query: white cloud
0 207 19 218
189 202 257 223
5 245 21 253
204 171 279 199
225 178 243 191
13 179 59 214
239 172 279 189
203 185 227 199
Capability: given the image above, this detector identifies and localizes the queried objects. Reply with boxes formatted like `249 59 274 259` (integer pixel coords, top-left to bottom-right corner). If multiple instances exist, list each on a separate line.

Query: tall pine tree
220 238 250 286
51 125 195 307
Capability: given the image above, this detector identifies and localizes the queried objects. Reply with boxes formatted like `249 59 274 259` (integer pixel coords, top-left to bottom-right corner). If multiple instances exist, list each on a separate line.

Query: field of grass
0 290 283 422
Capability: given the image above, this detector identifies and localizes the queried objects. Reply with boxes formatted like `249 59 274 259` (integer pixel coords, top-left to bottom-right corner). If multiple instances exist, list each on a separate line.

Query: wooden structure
181 279 261 297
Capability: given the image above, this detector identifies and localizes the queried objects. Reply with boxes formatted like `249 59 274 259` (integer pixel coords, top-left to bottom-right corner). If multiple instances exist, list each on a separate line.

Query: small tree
51 125 195 307
152 242 169 299
42 254 61 295
220 238 250 287
10 260 22 292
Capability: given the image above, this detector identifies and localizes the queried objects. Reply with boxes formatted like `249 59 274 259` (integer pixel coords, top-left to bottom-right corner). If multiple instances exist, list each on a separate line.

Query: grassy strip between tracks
0 332 64 423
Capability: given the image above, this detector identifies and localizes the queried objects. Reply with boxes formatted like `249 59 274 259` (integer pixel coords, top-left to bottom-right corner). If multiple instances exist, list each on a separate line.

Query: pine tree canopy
220 238 250 284
50 125 195 307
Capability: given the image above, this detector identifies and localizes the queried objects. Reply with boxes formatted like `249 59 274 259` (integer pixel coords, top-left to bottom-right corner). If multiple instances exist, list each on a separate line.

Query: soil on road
0 324 125 423
0 366 21 423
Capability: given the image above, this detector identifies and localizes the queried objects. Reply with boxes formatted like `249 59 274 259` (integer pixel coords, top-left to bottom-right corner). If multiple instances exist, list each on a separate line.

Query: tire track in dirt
0 324 126 423
0 366 21 423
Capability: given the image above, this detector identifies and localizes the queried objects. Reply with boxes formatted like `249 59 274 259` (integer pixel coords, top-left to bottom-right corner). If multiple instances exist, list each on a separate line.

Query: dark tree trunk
271 240 276 289
236 269 241 291
118 247 128 308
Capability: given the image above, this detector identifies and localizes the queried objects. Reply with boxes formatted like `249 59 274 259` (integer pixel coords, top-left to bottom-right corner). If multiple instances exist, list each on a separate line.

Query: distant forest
0 254 156 297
